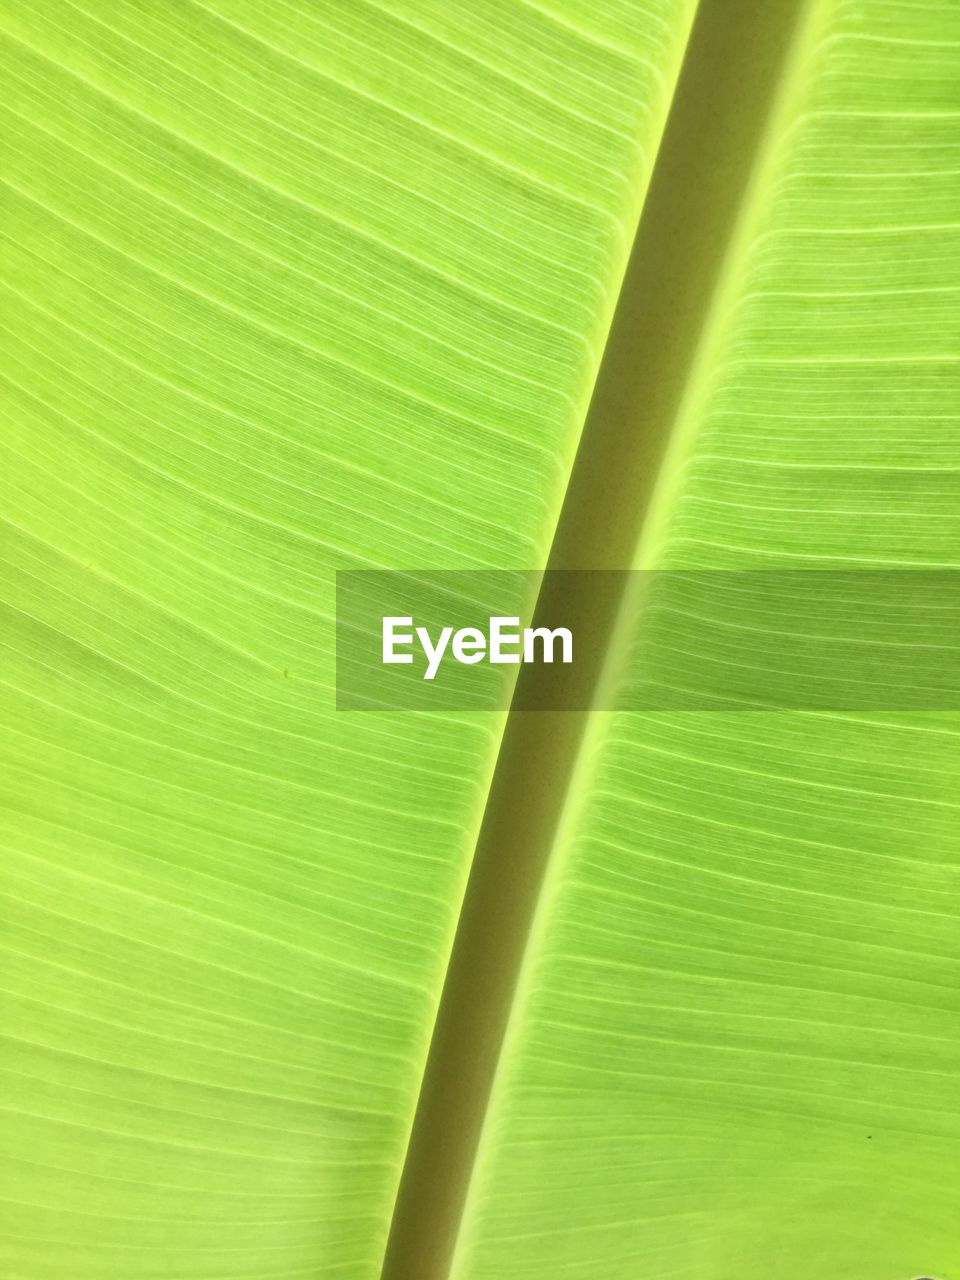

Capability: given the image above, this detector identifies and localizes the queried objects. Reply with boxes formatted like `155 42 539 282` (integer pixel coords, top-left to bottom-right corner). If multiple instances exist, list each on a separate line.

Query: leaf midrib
379 3 815 1277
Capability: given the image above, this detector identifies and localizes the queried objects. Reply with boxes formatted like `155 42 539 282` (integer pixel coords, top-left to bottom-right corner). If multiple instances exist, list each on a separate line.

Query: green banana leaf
1 2 957 1279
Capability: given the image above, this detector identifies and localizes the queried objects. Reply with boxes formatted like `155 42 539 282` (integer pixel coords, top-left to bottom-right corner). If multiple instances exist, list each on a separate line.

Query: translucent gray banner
336 570 960 711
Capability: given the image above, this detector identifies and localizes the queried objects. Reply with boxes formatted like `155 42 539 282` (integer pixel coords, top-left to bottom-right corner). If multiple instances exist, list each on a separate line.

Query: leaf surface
3 2 960 1279
0 2 693 1276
